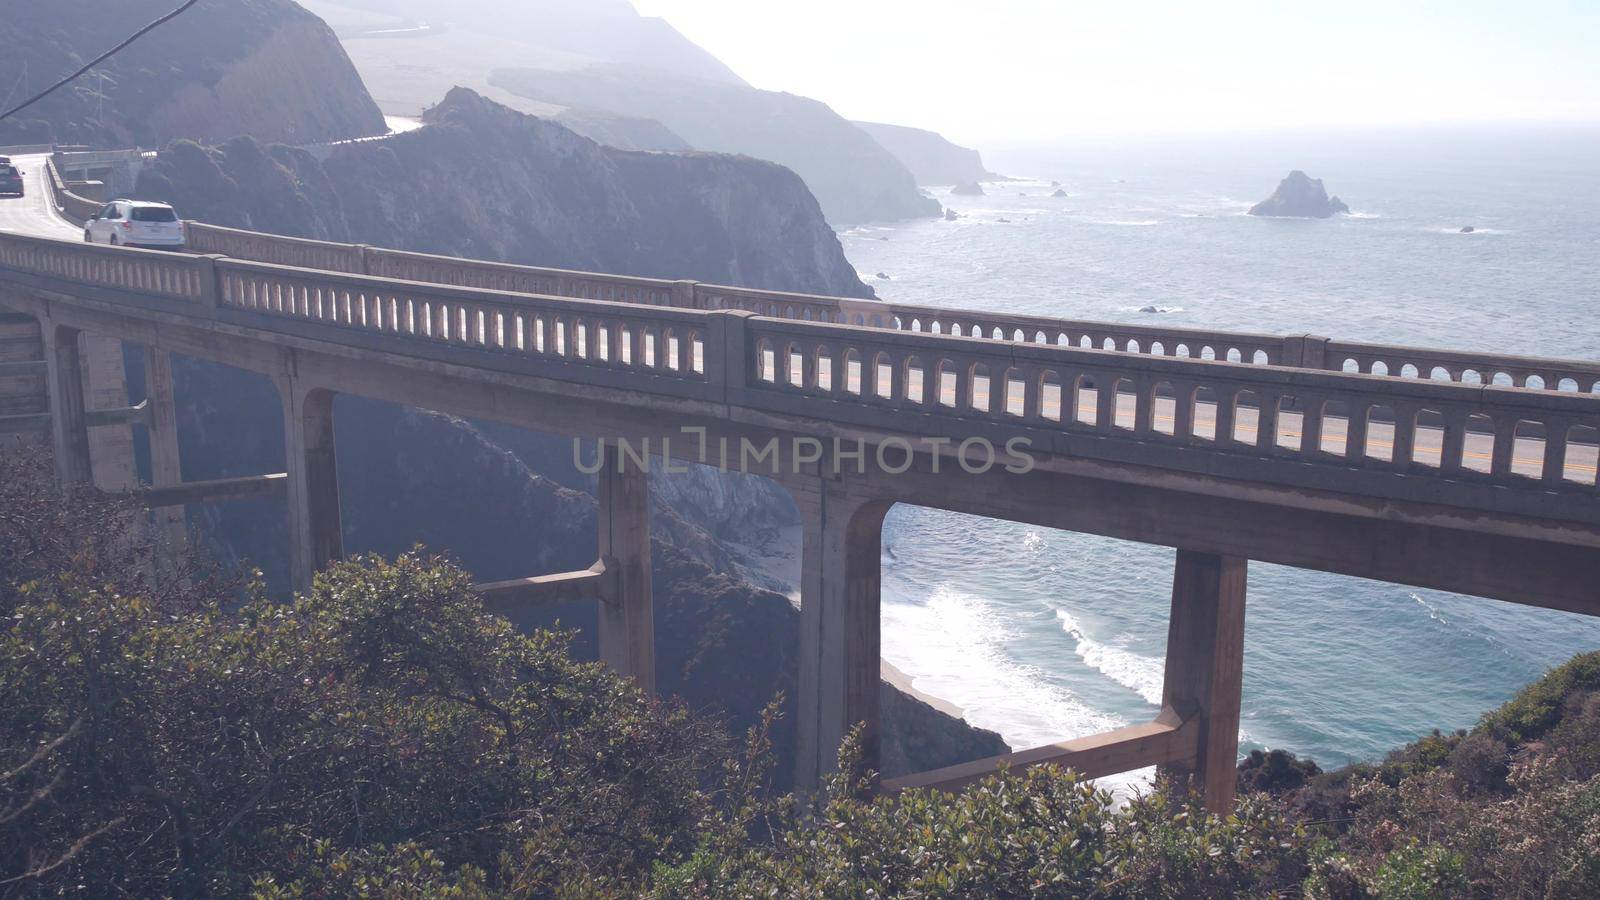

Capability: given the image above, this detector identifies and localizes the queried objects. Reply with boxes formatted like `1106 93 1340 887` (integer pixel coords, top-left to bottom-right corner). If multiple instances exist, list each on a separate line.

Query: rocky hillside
490 66 942 226
0 0 385 148
137 88 870 295
854 121 1005 186
304 0 747 86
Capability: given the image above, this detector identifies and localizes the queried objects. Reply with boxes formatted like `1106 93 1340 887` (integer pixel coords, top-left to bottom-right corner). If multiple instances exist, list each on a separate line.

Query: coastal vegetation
4 448 1598 897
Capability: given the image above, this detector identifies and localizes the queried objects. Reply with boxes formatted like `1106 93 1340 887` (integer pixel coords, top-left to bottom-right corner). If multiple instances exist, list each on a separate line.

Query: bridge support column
281 383 342 594
1158 549 1247 813
143 347 187 551
596 440 655 695
42 324 93 485
793 480 889 795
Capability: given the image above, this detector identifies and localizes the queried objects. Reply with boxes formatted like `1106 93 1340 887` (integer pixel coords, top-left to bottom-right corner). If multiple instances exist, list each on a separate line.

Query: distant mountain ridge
303 0 945 224
854 121 1006 186
490 66 942 225
302 0 747 86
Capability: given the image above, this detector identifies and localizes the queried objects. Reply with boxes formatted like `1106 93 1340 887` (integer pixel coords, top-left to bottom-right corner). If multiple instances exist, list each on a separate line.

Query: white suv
84 200 186 250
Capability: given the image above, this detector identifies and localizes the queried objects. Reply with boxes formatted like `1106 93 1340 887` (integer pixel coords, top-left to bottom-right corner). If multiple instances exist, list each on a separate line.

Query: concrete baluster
1439 408 1469 475
1173 382 1196 440
1346 400 1372 463
1490 415 1517 477
1391 402 1418 469
1542 419 1569 484
1299 395 1325 456
1255 394 1280 451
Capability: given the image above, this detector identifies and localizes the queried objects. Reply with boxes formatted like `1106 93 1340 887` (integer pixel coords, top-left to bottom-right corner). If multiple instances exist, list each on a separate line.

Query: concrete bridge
2 166 1599 813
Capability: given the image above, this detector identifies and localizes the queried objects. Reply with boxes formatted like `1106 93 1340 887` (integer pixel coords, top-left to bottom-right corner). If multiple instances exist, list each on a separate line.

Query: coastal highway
0 154 81 241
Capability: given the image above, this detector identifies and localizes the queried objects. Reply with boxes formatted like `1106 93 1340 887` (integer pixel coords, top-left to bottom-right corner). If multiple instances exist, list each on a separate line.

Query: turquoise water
838 126 1600 772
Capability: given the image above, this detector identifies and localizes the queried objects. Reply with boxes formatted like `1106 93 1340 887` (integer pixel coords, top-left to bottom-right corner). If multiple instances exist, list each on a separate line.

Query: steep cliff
136 89 870 296
490 66 943 226
0 0 385 148
854 121 1005 186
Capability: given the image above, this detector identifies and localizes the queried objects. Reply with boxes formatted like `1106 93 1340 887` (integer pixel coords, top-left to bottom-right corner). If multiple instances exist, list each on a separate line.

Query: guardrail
185 223 1600 397
4 230 1597 519
43 159 101 227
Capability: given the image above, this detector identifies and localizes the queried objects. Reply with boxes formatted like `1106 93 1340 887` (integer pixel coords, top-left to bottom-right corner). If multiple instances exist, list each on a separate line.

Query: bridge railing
740 316 1600 506
184 223 1600 396
184 224 367 274
214 258 714 392
42 159 104 227
1327 340 1600 395
0 231 205 302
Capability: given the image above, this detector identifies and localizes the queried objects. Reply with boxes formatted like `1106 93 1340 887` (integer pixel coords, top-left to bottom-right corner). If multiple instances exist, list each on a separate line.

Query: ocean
836 126 1600 775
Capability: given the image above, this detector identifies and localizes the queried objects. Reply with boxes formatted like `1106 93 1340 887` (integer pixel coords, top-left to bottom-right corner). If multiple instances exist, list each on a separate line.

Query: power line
0 0 205 124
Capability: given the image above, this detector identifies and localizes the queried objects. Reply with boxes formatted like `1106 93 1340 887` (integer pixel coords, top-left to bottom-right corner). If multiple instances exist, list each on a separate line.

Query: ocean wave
1057 610 1166 706
881 585 1125 750
1409 593 1515 658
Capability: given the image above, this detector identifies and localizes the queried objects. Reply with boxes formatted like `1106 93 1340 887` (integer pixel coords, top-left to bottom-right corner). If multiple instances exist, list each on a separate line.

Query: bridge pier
793 479 890 794
1158 549 1248 813
280 382 343 594
143 347 187 551
42 323 92 485
595 440 656 695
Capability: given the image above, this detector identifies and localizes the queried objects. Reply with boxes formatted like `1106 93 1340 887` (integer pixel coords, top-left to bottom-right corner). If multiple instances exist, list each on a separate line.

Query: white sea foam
1057 610 1166 706
881 584 1124 751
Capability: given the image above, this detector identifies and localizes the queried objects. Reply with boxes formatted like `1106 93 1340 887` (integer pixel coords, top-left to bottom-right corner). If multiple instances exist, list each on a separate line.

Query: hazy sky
632 0 1600 144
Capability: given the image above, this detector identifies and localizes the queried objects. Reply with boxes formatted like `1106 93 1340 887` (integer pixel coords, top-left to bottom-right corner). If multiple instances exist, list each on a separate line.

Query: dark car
0 163 22 197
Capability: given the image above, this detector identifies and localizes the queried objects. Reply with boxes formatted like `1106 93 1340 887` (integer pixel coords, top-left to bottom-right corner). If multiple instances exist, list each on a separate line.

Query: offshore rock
1248 170 1350 218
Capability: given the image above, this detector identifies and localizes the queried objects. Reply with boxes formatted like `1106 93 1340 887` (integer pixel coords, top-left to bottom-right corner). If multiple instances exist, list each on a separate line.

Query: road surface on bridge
0 154 79 240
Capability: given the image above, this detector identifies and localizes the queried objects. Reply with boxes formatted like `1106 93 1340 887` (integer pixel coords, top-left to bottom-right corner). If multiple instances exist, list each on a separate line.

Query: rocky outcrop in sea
1248 170 1350 218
